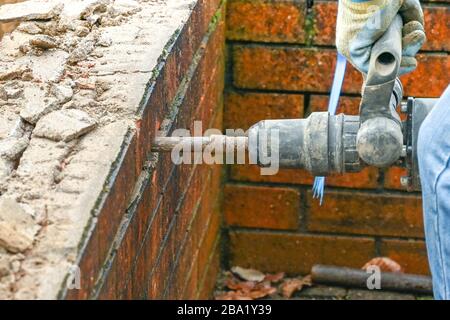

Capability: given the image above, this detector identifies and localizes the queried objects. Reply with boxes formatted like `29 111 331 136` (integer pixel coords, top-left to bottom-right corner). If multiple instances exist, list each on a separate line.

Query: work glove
336 0 426 76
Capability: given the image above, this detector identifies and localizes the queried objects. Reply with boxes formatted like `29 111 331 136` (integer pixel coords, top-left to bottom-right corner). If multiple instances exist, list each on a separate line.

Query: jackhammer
152 16 438 192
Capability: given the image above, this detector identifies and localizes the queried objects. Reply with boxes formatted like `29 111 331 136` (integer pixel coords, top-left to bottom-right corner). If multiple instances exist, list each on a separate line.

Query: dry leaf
248 286 277 299
280 275 312 298
225 277 256 292
231 266 265 282
362 257 403 273
264 272 285 283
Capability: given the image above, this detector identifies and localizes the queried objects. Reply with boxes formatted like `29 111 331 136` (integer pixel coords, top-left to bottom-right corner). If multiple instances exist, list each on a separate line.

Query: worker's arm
336 0 425 75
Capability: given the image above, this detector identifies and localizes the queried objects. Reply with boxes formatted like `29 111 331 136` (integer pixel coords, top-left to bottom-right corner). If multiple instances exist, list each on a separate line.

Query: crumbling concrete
0 0 196 299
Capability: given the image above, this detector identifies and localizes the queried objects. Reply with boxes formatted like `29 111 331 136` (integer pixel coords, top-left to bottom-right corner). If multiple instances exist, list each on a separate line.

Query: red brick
197 238 221 299
229 231 376 274
224 91 304 130
226 0 306 43
310 95 360 115
233 45 363 94
65 132 138 300
401 53 450 98
227 1 450 52
307 190 424 238
313 1 338 46
224 184 300 230
423 6 450 52
380 239 430 275
384 166 409 190
230 165 379 189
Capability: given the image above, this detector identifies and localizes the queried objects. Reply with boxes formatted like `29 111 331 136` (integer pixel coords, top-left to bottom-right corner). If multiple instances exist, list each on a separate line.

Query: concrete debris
0 254 11 278
0 86 8 101
0 65 31 82
50 84 73 104
33 109 97 142
110 0 141 17
23 49 68 82
80 0 109 20
96 34 112 47
16 22 42 35
0 137 29 161
20 86 59 124
0 1 63 23
0 197 39 253
29 35 58 50
75 26 90 37
4 87 23 100
67 35 97 64
0 158 14 182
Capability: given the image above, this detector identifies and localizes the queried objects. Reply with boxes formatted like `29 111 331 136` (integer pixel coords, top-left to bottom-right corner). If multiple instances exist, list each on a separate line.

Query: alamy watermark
366 265 382 290
160 121 280 175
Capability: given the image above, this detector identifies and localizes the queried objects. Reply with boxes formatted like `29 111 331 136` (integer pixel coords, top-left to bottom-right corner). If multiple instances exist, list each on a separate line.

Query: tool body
152 16 439 191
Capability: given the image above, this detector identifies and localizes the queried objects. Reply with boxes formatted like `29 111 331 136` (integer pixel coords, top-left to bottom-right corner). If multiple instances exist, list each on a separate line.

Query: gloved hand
336 0 426 75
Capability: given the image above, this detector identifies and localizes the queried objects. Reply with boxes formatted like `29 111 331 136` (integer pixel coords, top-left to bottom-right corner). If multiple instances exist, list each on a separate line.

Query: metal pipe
311 264 433 295
152 135 248 152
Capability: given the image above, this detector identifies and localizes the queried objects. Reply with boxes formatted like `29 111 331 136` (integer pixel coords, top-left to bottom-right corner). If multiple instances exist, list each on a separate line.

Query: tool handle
366 15 403 86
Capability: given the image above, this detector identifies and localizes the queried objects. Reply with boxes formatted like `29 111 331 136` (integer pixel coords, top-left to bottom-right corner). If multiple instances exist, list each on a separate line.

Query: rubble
33 109 97 142
0 137 29 161
29 35 58 50
16 22 42 35
20 86 59 124
0 197 39 253
67 35 97 64
50 83 74 104
0 65 31 82
0 254 11 278
0 0 63 23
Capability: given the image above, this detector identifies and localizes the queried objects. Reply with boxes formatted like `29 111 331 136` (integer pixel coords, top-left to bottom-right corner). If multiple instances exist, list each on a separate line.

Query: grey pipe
311 264 433 295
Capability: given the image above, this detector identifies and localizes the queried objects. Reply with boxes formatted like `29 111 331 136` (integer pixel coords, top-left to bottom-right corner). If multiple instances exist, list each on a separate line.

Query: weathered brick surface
309 95 360 115
384 167 409 190
229 231 376 274
224 184 300 230
226 0 450 52
233 45 449 97
380 239 430 275
307 191 424 238
233 45 363 94
401 53 450 97
230 165 380 189
226 0 306 43
224 91 304 130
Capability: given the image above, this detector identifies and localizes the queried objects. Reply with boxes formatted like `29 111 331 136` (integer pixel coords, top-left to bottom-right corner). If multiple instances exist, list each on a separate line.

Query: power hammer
153 15 438 192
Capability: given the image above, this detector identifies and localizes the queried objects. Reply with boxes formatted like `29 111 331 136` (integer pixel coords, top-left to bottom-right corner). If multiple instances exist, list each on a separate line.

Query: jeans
418 84 450 300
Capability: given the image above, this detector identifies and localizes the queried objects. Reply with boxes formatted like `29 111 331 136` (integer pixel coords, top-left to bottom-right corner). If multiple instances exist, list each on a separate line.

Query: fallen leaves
362 257 403 273
215 266 312 300
280 275 312 298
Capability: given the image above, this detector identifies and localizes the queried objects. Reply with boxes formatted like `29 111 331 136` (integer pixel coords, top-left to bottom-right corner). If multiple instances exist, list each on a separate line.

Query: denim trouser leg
418 84 450 300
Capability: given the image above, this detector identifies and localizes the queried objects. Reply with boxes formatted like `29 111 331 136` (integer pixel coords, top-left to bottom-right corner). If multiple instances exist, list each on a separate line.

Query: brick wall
224 0 450 276
64 0 225 299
